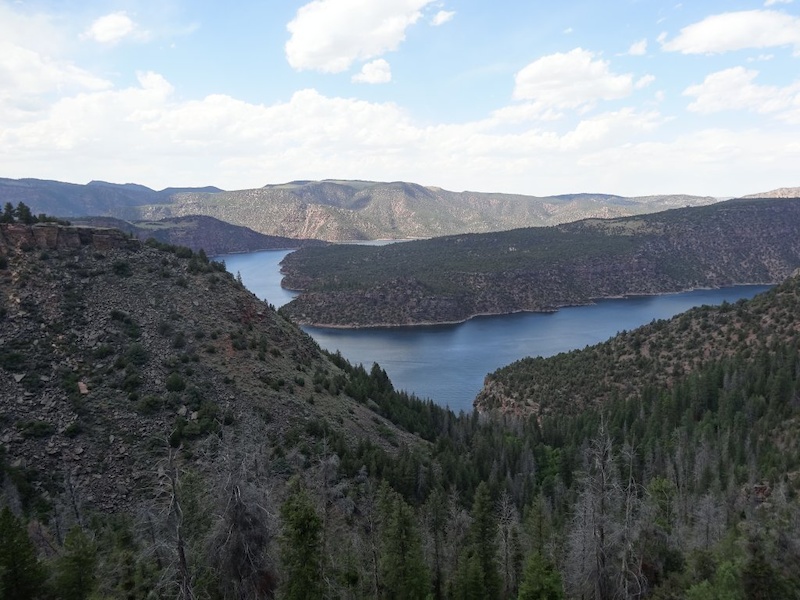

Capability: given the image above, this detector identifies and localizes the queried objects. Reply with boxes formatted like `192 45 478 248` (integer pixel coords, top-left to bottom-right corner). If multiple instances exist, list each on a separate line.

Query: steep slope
475 271 800 417
279 197 800 326
0 223 419 517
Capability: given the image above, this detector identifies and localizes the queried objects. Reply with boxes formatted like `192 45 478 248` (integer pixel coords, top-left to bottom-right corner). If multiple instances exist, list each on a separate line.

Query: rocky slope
1 177 719 241
0 223 418 515
279 197 800 327
743 186 800 199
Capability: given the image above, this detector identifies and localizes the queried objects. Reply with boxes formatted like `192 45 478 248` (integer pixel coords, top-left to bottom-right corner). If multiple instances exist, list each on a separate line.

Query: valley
1 195 800 599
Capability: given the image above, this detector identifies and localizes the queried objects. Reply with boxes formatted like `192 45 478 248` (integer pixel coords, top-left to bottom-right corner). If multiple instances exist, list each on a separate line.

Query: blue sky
1 0 799 197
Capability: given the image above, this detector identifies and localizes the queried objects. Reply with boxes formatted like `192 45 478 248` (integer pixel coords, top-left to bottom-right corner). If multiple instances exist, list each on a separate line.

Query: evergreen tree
517 552 564 600
379 485 430 600
0 506 45 600
54 526 98 600
14 202 36 225
0 203 13 223
466 482 501 598
279 478 324 600
449 550 487 600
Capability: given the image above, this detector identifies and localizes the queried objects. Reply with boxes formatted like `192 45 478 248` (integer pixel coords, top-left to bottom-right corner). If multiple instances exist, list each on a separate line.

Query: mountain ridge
1 176 721 241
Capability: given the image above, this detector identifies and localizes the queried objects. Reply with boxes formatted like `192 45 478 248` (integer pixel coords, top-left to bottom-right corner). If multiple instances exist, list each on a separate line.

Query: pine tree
0 506 45 600
517 552 564 600
54 526 98 600
0 203 13 224
467 482 501 598
14 202 36 225
449 550 487 600
279 478 324 600
379 485 430 600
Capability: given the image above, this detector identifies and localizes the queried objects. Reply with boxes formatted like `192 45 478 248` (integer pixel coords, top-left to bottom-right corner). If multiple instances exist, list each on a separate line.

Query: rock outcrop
0 222 140 255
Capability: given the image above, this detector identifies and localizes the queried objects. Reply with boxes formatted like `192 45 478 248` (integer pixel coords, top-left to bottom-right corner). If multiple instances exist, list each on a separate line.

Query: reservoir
221 249 772 413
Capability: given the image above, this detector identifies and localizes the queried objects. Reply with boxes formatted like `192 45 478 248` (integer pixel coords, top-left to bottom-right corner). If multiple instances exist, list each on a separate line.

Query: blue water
219 249 772 413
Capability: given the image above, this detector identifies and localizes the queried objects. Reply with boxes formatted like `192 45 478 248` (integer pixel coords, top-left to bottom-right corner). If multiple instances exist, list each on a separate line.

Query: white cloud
661 10 800 54
82 11 147 45
285 0 434 73
628 39 647 55
512 48 640 110
0 64 678 195
431 10 455 26
684 66 800 122
765 0 793 5
0 41 111 99
352 59 392 84
0 3 796 199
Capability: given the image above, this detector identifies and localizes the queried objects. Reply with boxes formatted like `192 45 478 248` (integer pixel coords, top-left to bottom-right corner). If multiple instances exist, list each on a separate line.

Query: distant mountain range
1 177 723 241
0 177 222 216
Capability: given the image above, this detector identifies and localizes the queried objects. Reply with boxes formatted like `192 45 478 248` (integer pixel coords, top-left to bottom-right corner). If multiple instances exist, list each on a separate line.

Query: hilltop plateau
279 197 800 327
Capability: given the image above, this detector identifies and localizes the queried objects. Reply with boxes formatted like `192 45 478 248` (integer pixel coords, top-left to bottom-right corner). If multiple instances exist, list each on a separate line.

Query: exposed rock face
0 223 140 255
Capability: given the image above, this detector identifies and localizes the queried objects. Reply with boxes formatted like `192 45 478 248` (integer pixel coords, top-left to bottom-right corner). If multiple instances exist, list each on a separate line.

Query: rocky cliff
0 222 140 255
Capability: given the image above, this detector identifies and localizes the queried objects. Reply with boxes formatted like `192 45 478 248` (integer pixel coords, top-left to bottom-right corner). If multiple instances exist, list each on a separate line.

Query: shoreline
289 282 775 330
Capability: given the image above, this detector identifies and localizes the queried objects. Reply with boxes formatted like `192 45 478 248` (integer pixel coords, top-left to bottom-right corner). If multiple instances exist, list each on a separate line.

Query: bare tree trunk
496 490 521 599
165 448 196 600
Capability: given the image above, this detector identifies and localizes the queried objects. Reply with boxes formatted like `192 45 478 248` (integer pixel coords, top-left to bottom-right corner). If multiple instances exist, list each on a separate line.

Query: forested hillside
280 197 800 326
1 220 799 599
476 272 800 418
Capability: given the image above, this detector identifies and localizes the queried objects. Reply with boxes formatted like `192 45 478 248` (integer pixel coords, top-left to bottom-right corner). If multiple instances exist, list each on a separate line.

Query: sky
1 1 799 197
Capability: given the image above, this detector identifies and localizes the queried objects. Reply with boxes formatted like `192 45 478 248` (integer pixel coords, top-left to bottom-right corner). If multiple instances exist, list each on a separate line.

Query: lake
220 249 772 413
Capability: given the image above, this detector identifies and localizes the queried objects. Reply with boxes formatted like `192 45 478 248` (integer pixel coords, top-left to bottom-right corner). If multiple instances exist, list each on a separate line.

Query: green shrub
18 420 54 439
165 373 186 393
136 395 163 415
92 345 113 359
111 260 132 277
64 422 83 438
125 343 148 366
